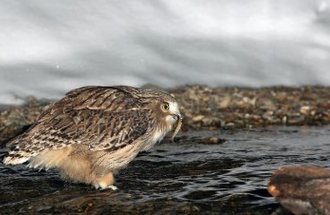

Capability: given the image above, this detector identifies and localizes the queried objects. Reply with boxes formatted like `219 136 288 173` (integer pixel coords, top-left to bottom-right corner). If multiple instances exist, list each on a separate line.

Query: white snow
0 0 330 104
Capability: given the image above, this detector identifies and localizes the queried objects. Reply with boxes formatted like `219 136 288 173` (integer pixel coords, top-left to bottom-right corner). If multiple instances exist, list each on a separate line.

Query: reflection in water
0 126 329 214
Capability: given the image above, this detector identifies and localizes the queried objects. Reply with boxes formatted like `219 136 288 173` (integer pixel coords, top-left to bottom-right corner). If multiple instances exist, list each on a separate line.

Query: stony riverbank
172 85 330 130
1 85 329 145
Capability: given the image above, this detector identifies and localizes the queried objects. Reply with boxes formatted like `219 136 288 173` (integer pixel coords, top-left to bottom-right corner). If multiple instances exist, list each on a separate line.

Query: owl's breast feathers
3 86 167 166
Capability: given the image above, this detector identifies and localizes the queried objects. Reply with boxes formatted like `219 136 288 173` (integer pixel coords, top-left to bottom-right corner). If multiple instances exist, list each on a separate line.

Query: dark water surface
0 126 329 214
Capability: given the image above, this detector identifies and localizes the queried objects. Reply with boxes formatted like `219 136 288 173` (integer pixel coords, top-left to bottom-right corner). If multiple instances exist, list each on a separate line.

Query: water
0 126 329 214
1 0 330 104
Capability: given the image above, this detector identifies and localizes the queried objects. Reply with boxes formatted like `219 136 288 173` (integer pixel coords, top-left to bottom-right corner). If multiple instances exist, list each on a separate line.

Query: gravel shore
172 85 330 131
1 85 329 144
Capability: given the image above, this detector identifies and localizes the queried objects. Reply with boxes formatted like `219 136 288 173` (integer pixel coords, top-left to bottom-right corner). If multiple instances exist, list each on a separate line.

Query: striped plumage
3 86 182 189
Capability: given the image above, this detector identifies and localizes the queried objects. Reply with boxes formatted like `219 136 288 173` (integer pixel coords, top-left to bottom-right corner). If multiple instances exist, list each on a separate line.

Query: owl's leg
93 172 117 190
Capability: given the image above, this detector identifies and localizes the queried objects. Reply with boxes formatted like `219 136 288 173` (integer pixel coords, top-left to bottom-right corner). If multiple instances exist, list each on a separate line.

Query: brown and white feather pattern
3 86 182 189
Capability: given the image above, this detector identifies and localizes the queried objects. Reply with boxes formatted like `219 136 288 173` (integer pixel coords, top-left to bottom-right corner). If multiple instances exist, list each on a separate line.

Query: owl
3 86 182 190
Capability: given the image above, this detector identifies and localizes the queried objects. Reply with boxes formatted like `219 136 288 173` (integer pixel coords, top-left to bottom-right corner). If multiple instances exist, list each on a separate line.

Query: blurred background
1 0 330 104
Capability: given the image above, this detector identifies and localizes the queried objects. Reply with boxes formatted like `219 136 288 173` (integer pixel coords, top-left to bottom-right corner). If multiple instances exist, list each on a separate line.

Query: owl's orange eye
161 103 170 111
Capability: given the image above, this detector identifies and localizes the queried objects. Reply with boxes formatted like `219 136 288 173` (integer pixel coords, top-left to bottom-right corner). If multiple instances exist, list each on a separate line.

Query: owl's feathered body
3 86 182 189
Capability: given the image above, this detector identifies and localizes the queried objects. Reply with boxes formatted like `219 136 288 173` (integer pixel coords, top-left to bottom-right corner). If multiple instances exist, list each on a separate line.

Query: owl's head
149 93 182 141
158 100 182 125
139 88 182 138
141 89 181 121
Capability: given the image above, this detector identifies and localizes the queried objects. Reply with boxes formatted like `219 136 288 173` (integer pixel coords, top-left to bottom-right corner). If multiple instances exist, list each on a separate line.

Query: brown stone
268 166 330 215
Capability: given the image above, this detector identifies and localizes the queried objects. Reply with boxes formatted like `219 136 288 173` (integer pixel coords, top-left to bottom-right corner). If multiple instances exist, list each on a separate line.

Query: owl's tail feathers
3 151 31 165
3 136 35 165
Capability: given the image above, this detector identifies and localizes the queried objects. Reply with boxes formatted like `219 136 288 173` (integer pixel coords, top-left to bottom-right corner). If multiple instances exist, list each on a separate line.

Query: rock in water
268 166 330 215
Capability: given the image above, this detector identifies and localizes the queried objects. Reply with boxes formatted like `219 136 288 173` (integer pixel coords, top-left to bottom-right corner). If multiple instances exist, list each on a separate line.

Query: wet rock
218 96 231 109
192 115 205 122
299 106 312 115
171 135 226 145
268 166 330 215
199 136 225 144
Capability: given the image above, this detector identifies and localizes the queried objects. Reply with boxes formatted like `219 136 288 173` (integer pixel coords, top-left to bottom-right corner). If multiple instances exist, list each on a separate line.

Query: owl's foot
93 184 118 190
93 172 116 190
106 185 118 190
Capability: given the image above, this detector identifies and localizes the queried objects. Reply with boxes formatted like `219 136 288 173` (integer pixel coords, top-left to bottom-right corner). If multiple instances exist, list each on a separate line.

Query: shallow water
0 126 329 214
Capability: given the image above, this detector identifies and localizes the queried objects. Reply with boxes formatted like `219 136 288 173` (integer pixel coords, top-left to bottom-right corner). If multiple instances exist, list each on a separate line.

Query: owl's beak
171 113 182 122
175 113 183 121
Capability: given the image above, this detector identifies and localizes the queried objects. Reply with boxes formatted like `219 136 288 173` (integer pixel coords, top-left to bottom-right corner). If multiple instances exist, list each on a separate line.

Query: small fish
171 118 182 142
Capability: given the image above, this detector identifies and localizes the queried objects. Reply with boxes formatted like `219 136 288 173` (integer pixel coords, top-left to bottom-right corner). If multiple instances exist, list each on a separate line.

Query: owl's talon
106 185 118 190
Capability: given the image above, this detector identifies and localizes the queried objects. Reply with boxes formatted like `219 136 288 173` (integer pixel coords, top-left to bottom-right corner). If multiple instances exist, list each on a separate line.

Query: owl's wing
37 86 142 121
40 108 153 151
4 86 153 164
